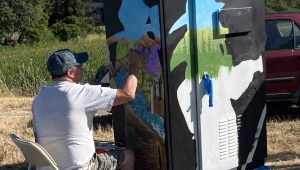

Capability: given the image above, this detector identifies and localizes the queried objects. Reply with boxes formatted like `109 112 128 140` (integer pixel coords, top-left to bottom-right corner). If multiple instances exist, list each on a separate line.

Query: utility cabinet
99 0 267 169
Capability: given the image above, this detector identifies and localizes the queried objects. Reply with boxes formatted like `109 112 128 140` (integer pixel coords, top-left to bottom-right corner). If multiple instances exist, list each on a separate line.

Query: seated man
32 48 140 170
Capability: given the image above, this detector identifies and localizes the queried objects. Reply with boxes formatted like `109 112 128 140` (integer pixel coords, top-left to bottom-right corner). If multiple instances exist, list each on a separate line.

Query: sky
169 0 225 33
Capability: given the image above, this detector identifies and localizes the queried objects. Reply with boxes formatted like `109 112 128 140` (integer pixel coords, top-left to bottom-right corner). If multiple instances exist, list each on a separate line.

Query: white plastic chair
9 134 59 170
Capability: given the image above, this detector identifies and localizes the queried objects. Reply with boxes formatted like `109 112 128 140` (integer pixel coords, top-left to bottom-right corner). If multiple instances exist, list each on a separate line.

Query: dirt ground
0 98 299 169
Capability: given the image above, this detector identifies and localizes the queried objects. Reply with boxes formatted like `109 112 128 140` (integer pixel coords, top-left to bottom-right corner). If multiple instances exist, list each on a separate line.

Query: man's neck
53 76 74 83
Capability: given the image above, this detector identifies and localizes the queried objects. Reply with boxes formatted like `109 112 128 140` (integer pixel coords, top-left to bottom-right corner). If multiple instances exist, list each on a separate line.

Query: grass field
0 34 107 97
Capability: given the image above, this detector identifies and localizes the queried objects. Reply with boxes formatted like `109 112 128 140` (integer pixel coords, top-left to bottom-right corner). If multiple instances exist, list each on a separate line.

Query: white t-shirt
32 81 117 170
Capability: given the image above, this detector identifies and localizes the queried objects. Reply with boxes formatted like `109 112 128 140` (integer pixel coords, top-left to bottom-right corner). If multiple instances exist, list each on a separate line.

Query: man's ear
67 68 75 78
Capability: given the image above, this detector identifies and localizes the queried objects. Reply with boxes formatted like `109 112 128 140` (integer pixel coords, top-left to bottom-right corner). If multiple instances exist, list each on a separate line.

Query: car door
265 19 300 101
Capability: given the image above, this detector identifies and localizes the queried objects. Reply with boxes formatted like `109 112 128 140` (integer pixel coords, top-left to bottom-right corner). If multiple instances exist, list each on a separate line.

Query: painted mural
101 0 267 169
103 0 166 169
161 0 267 169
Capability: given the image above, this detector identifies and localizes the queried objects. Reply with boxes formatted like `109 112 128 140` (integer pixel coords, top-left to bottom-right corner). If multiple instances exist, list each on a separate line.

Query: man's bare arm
113 51 140 106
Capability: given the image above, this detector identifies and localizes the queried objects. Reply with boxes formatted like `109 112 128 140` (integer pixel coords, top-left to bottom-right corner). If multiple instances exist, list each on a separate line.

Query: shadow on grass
266 102 300 121
271 165 300 170
266 151 300 170
93 114 112 130
267 151 300 162
0 162 28 170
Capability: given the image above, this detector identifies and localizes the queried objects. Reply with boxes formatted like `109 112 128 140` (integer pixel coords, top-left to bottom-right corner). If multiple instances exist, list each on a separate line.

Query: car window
277 21 293 37
294 22 300 48
265 20 294 50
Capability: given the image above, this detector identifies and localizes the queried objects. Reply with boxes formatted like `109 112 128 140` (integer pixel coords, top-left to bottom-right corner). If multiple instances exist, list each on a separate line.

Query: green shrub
21 12 55 43
51 16 95 41
52 22 81 41
82 17 96 36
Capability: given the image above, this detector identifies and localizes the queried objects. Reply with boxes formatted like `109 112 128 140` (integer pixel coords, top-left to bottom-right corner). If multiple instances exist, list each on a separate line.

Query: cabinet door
193 1 266 170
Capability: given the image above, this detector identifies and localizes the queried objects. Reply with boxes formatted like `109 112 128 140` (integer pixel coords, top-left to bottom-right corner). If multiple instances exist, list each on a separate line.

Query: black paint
231 72 265 116
108 42 117 66
103 0 123 37
235 83 267 169
143 0 158 7
160 0 197 169
103 0 124 66
220 0 266 66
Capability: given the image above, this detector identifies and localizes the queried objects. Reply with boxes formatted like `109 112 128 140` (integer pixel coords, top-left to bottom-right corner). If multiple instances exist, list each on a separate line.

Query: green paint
196 28 232 78
171 31 193 79
170 28 232 79
116 41 136 60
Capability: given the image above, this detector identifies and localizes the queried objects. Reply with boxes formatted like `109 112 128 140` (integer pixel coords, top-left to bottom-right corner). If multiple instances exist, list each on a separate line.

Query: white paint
175 51 264 169
199 55 264 170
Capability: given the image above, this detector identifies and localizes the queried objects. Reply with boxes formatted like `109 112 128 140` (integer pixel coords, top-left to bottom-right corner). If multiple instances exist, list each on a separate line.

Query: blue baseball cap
47 49 88 76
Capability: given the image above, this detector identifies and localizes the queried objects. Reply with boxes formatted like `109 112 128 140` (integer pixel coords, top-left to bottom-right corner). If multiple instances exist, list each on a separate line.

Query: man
32 48 140 170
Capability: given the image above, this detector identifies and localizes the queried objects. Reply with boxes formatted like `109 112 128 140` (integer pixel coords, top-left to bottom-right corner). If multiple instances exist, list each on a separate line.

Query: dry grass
0 97 299 169
265 120 300 169
0 115 33 166
0 98 32 113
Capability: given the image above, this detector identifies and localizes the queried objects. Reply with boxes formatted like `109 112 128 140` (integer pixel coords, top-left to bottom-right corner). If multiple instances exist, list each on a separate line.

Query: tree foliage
0 0 94 43
47 0 93 41
0 0 50 43
0 1 18 39
266 0 300 12
51 16 82 41
47 0 85 25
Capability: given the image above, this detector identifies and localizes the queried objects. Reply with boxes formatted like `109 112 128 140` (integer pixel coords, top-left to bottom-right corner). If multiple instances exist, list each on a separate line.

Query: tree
51 16 82 41
47 0 85 26
0 1 18 41
48 0 94 41
0 0 50 43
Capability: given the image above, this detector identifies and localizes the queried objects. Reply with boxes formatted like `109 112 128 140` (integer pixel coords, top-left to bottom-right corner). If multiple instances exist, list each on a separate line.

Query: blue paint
130 90 165 138
115 68 128 88
114 0 160 40
129 90 165 138
114 68 165 138
169 0 224 33
203 72 213 107
255 166 271 170
195 0 224 29
169 0 190 33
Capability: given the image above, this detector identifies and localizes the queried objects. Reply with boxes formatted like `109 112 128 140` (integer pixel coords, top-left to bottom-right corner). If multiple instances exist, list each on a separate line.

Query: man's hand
106 60 127 78
127 50 141 75
113 51 140 106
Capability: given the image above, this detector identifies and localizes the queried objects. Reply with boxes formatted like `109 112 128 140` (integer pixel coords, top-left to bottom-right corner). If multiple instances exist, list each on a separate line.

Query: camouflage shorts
83 149 125 170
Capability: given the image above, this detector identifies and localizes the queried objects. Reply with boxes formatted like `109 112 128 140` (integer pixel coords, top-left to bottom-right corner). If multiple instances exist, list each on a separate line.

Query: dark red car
265 12 300 105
